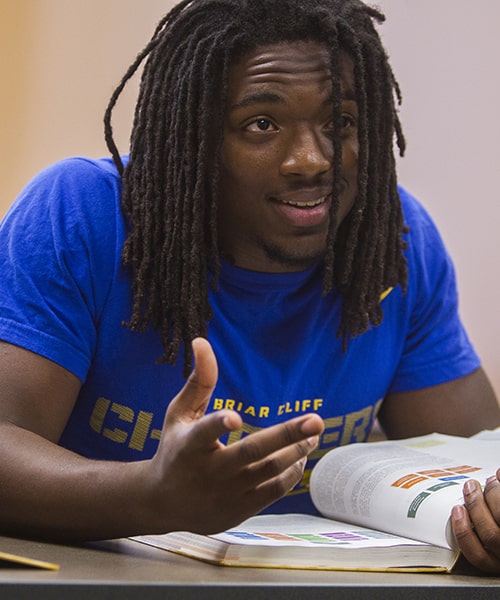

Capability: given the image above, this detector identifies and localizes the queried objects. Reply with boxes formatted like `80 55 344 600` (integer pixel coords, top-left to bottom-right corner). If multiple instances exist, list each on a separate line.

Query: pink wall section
377 0 500 401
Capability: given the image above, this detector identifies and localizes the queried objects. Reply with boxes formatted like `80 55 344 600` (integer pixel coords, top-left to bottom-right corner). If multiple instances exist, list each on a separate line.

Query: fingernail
451 505 464 521
222 412 241 430
307 435 319 448
296 456 307 472
486 475 498 486
464 479 478 495
300 415 323 436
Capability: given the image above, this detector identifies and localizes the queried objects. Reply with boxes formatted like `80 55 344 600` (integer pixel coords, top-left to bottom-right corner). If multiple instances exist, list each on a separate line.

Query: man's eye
342 114 356 130
246 118 277 133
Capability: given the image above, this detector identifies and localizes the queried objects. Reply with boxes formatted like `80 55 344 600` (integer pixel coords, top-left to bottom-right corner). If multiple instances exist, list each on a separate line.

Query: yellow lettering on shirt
129 411 154 451
87 395 384 482
277 398 323 416
340 406 373 446
89 397 161 450
102 402 134 443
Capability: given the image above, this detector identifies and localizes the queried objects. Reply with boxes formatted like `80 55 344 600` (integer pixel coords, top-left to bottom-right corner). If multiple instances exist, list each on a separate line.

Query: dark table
1 534 500 599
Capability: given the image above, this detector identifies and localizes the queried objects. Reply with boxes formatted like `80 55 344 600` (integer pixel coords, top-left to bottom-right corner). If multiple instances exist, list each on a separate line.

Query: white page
471 427 500 441
310 434 500 549
213 513 430 549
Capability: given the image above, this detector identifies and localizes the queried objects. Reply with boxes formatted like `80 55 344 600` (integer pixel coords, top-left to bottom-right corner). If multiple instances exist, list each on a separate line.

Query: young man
1 0 500 573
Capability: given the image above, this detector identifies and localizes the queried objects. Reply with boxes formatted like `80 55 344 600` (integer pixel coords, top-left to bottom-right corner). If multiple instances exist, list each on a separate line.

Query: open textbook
132 430 500 573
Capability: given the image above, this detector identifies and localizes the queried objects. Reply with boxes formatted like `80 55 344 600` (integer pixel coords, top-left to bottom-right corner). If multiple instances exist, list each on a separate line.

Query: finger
452 504 500 574
246 456 309 512
486 472 500 524
452 480 500 574
180 408 243 453
164 337 218 425
242 436 318 489
464 478 500 556
224 413 324 467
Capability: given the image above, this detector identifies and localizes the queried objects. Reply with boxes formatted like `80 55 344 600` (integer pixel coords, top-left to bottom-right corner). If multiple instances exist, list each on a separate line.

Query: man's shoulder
397 185 443 246
397 185 430 222
396 185 454 290
33 155 125 188
12 156 127 227
2 156 128 262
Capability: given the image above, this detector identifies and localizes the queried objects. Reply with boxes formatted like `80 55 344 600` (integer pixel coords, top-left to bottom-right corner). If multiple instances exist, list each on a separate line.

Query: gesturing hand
452 471 500 574
145 338 324 535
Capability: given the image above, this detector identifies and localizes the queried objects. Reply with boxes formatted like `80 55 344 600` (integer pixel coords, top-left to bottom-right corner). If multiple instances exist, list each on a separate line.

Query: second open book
132 429 500 572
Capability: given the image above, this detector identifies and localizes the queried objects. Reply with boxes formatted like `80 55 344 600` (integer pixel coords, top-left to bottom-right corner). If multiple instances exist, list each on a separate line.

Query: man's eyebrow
230 92 286 110
231 89 357 111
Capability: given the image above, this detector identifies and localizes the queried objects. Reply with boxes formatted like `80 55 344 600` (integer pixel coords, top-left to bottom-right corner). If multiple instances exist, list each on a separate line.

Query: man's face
217 40 359 273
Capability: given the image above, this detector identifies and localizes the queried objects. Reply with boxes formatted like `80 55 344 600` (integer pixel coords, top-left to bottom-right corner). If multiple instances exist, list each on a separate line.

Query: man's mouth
281 196 328 209
273 194 332 228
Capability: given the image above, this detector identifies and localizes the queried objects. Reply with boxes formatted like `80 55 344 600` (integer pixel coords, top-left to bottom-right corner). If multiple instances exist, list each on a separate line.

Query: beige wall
0 0 174 210
2 1 500 397
0 2 36 207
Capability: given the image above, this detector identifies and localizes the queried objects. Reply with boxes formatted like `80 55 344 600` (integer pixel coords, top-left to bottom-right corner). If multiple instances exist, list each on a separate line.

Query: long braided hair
104 0 408 374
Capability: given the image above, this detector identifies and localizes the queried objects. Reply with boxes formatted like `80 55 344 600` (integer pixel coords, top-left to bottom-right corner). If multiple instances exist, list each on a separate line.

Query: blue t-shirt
0 157 480 514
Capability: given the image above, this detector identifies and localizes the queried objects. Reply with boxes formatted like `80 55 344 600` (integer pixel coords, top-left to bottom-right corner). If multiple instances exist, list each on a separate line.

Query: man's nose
279 127 332 178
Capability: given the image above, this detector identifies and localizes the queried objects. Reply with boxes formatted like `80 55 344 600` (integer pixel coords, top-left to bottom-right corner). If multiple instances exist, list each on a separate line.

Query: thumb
164 337 218 425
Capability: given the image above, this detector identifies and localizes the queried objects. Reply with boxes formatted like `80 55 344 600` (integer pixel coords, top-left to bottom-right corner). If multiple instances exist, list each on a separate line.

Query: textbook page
472 426 500 441
213 512 429 550
133 512 458 572
310 433 500 549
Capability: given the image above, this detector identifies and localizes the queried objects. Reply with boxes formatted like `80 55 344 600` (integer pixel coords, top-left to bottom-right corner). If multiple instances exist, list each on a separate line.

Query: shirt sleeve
0 157 123 382
389 187 480 392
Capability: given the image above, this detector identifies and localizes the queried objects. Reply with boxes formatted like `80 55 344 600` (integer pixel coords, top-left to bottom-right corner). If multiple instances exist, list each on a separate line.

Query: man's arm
0 339 323 541
378 367 500 439
379 368 500 573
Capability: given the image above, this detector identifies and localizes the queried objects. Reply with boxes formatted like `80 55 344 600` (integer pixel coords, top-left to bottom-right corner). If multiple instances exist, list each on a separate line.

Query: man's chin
262 243 325 272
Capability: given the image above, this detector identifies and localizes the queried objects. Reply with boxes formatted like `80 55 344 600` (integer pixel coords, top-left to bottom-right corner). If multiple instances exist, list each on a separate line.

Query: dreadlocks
103 0 408 375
